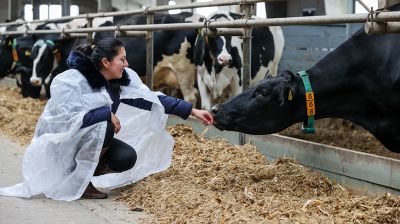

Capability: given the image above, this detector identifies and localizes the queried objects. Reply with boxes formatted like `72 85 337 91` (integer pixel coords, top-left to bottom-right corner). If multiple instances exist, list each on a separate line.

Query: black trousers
101 121 137 172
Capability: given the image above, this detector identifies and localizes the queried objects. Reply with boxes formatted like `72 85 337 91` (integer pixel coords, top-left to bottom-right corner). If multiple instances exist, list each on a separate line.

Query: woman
0 38 213 201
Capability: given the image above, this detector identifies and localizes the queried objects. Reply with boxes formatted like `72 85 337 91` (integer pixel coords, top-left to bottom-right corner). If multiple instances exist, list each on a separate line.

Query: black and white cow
212 4 400 153
29 18 111 97
0 20 59 97
2 35 40 97
93 12 203 105
194 12 285 110
0 19 39 78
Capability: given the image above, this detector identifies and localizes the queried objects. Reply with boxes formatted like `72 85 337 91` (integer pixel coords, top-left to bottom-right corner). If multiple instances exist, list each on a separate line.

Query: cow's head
0 36 34 76
194 12 242 74
30 39 59 86
211 70 304 134
13 36 35 67
0 36 14 77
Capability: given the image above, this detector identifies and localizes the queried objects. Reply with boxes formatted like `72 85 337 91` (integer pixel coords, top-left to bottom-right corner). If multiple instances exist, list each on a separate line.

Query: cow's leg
197 72 212 110
173 64 198 106
153 42 199 106
153 67 181 98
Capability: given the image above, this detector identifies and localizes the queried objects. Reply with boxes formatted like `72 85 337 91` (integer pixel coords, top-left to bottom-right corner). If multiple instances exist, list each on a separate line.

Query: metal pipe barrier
0 0 283 27
3 11 400 37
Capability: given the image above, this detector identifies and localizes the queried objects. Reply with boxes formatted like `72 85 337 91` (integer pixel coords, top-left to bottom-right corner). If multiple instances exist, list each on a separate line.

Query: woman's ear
101 58 109 69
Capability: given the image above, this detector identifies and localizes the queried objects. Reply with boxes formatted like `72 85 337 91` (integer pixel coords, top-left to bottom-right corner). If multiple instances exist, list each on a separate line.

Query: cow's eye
256 89 269 98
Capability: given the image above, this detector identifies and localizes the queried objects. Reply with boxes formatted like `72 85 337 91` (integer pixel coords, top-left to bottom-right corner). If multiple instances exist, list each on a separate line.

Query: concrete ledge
167 115 400 196
0 77 17 88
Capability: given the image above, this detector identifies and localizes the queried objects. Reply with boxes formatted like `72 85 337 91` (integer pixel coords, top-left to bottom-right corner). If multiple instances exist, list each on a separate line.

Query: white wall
112 0 141 11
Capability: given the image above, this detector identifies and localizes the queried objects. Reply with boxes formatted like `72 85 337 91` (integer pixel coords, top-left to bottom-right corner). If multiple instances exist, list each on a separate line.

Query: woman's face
101 46 129 80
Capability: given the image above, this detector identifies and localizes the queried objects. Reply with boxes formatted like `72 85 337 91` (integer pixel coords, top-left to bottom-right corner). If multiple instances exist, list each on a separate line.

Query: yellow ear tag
288 89 293 101
25 50 31 56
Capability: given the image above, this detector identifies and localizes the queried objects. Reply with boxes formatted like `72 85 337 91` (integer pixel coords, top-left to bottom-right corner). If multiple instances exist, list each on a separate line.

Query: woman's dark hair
74 38 124 93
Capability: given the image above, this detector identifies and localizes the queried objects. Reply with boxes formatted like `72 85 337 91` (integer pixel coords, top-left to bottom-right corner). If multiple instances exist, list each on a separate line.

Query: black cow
193 12 284 110
0 20 35 78
0 36 14 78
211 4 400 153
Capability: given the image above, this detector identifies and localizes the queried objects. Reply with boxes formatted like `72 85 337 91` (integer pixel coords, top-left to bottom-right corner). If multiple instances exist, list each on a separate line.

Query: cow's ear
281 70 296 82
278 71 298 105
193 34 205 65
277 83 292 106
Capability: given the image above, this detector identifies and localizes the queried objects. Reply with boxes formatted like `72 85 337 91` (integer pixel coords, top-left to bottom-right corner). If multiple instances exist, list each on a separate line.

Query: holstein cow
29 18 111 97
0 19 40 78
194 12 284 110
93 12 203 105
0 20 61 97
0 35 40 97
211 4 400 153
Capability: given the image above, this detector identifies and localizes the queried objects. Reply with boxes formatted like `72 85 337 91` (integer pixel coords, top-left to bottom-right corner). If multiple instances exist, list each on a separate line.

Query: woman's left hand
190 108 214 125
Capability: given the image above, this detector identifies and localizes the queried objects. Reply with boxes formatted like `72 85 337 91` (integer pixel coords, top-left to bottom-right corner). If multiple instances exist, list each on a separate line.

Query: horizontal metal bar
365 21 400 34
0 0 281 27
204 28 244 37
27 29 62 34
62 33 87 38
115 30 147 37
3 11 400 36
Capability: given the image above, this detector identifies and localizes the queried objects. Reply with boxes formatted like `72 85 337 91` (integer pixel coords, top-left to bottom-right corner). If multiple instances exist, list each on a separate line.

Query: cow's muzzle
217 55 232 66
30 77 42 87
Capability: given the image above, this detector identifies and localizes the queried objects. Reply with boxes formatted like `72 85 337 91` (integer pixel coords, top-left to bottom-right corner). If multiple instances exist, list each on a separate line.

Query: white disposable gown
0 68 174 201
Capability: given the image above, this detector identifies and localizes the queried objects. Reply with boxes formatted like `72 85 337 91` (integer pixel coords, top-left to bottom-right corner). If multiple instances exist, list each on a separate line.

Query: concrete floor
0 135 148 224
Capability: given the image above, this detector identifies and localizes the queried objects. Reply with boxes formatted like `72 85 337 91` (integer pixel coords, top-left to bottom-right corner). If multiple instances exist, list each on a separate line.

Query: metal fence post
239 3 253 145
146 11 154 90
86 16 93 45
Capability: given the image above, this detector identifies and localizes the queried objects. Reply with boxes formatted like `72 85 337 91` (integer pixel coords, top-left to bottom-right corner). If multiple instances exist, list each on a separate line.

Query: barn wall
286 0 326 17
278 24 362 73
0 0 9 22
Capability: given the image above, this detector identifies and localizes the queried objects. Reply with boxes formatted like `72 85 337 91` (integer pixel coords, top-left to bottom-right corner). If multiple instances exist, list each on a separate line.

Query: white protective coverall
0 67 174 201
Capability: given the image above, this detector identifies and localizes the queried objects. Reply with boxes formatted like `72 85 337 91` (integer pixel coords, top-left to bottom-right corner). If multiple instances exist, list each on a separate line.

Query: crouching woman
0 38 213 201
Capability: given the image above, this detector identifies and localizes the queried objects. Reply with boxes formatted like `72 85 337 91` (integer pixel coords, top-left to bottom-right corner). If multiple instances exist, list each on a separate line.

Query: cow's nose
30 78 42 86
217 55 232 65
211 105 220 115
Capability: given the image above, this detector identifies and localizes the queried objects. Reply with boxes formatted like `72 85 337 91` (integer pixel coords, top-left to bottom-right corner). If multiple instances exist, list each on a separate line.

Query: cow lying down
211 4 400 153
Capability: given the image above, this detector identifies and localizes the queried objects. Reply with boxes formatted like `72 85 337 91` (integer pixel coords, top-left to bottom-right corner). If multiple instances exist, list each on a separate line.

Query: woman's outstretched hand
190 108 214 126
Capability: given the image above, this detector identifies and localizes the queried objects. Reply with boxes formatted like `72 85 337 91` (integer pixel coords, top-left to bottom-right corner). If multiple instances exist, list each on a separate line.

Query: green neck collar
298 71 316 134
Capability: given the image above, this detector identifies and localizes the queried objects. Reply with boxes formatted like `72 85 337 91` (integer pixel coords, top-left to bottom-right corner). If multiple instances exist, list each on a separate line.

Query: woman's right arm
81 106 111 128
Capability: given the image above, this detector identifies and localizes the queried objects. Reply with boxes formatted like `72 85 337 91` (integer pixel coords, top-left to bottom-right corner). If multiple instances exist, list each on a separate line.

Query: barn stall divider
1 0 400 196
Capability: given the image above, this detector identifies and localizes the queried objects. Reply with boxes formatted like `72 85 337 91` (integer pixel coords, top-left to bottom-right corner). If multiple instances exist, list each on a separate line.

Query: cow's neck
301 35 377 130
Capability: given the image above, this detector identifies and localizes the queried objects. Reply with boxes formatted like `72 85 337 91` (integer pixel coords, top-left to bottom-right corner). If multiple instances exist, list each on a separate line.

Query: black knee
102 121 115 149
105 140 137 172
